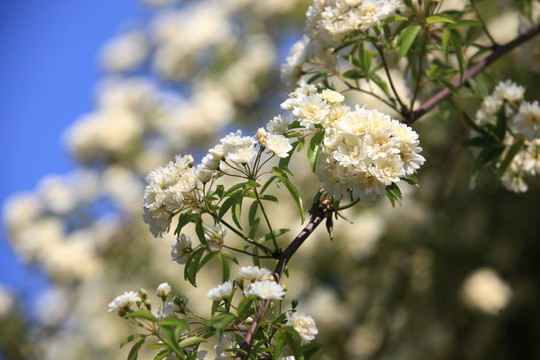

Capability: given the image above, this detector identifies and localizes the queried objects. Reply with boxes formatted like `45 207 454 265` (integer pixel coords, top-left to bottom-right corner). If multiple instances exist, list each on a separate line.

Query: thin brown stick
234 197 330 359
405 23 540 124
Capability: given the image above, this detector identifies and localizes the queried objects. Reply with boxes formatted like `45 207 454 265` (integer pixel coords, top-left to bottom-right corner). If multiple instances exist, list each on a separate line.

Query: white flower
99 30 148 73
266 134 293 158
266 114 291 135
460 267 513 315
511 100 540 140
204 224 227 246
201 153 220 170
197 165 215 183
220 130 257 164
286 311 318 344
171 234 192 264
155 282 172 297
493 79 525 103
108 291 140 313
238 266 272 282
214 333 236 360
143 154 197 238
292 93 331 129
157 302 175 322
321 89 344 104
244 280 285 300
208 281 234 301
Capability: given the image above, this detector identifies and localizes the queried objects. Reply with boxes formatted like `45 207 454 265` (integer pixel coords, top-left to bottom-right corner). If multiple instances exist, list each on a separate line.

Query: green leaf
160 317 189 330
256 228 290 244
248 201 258 227
271 167 305 224
397 25 421 61
219 252 230 282
284 331 303 359
497 138 525 181
221 251 239 264
184 247 205 287
369 72 393 99
426 14 456 24
161 325 183 356
195 217 207 245
218 192 240 220
461 110 489 136
216 184 225 198
120 334 146 349
251 247 260 267
449 19 482 28
343 69 364 79
495 106 507 141
450 31 465 79
303 343 322 359
260 176 277 194
237 295 257 318
442 29 450 61
463 136 496 147
385 183 403 207
272 331 286 360
245 180 260 189
469 145 505 189
174 211 194 236
153 349 171 360
231 194 243 230
125 311 158 323
127 338 145 360
178 337 207 348
248 217 260 240
199 251 218 270
148 343 168 350
205 313 237 329
307 131 325 172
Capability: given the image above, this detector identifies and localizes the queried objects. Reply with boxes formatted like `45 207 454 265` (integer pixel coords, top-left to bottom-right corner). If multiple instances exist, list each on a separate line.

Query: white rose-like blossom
244 280 286 300
208 281 234 301
286 311 318 344
108 291 140 313
155 282 172 297
171 234 192 265
238 266 272 282
266 134 293 158
266 114 291 135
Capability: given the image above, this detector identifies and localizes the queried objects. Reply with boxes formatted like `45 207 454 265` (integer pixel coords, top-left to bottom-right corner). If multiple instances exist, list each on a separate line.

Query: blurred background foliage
1 0 540 359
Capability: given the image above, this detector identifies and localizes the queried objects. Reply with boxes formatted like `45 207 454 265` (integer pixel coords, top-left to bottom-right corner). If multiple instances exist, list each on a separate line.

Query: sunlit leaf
397 25 421 61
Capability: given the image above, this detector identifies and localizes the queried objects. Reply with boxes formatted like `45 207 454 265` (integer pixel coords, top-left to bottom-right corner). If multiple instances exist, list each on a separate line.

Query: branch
234 194 331 360
406 23 540 124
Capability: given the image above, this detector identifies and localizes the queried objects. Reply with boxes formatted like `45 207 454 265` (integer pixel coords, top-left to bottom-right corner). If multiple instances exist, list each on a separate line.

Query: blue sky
0 0 139 297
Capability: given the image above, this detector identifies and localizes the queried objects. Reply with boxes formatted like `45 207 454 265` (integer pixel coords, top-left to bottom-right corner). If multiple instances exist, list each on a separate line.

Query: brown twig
405 23 540 125
234 194 331 360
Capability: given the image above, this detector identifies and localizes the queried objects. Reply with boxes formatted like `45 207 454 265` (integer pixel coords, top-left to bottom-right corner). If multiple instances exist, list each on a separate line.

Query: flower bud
155 282 172 298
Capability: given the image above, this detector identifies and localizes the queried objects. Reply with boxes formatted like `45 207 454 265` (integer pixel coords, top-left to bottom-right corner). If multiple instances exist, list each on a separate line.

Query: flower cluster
208 266 286 301
143 154 198 237
281 0 405 89
473 80 540 192
283 84 424 201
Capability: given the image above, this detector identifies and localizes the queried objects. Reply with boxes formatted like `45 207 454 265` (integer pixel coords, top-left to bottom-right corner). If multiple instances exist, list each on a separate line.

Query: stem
470 0 498 47
221 244 273 259
213 215 274 255
375 44 406 111
406 23 540 124
234 196 329 360
254 188 278 249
